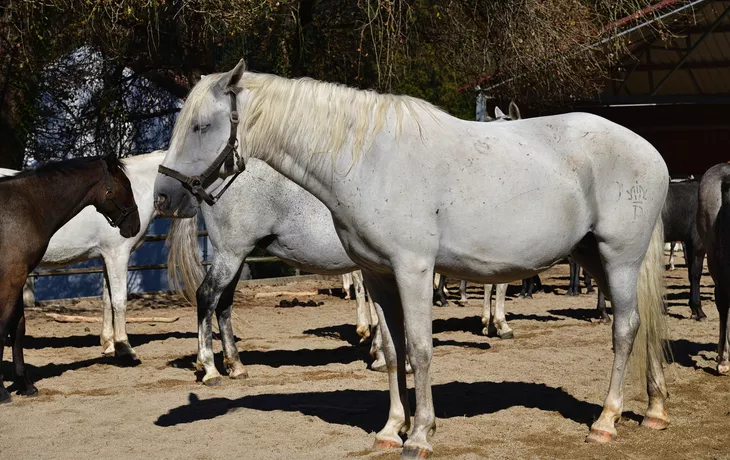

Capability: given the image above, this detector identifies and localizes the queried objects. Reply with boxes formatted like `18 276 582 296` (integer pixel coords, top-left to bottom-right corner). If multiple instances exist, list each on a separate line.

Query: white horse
165 158 384 384
0 150 164 361
154 61 669 457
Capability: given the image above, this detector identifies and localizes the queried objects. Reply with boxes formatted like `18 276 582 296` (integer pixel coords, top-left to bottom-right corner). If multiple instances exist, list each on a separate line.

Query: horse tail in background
166 214 204 305
23 276 36 308
631 215 671 392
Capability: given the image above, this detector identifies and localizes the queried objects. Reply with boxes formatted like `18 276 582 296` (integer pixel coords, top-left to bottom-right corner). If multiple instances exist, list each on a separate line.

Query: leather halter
100 159 138 228
157 87 245 206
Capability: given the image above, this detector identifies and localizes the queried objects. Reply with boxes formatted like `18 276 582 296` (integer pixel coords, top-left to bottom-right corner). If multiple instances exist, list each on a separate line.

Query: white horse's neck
123 151 166 220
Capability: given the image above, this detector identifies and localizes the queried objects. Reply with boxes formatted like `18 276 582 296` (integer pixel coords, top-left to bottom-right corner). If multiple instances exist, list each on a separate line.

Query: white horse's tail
166 214 204 305
631 215 670 393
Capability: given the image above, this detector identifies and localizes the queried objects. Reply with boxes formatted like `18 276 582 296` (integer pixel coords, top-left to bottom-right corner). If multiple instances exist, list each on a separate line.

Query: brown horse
0 155 140 403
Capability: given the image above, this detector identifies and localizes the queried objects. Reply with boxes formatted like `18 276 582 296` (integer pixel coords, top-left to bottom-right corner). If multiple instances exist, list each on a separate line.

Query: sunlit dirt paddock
2 258 729 459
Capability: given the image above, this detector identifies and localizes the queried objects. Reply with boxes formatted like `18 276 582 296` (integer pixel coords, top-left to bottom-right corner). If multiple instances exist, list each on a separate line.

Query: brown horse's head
95 155 141 238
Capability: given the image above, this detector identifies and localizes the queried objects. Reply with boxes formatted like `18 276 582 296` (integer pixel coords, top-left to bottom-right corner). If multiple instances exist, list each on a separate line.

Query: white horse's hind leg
587 264 641 442
587 221 669 443
362 271 410 451
103 255 138 363
493 283 513 339
352 271 371 341
395 263 436 457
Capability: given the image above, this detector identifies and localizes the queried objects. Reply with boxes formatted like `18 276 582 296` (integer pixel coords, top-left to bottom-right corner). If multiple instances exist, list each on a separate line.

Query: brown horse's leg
10 298 36 396
0 299 15 403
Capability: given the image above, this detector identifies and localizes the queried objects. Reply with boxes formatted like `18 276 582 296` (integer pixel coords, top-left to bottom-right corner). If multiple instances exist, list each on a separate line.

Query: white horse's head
155 60 248 218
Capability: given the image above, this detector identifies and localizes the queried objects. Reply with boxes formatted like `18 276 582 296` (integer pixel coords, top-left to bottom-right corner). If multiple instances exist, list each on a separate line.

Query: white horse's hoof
202 374 224 386
371 358 387 372
356 324 371 341
225 359 249 379
114 342 140 365
585 428 615 443
101 341 115 356
498 330 514 339
718 361 730 374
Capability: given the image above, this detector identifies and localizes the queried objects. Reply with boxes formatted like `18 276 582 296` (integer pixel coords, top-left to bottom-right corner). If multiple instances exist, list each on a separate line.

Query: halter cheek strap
157 87 246 206
101 159 138 228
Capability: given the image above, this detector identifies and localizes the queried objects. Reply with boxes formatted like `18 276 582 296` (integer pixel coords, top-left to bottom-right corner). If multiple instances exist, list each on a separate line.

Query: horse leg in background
596 289 610 323
362 270 410 450
481 284 493 336
22 277 35 309
9 298 36 396
103 255 139 363
214 262 248 380
198 251 251 384
459 280 468 304
523 276 535 298
685 240 707 321
492 284 513 339
0 268 28 403
668 241 677 270
435 274 449 307
583 268 595 294
394 262 437 457
342 272 354 300
567 258 579 296
529 275 540 296
519 278 528 298
353 271 372 341
716 286 730 374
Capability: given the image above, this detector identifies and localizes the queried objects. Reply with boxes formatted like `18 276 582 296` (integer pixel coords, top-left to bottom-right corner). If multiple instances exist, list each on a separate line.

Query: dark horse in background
663 179 706 320
697 163 730 374
0 156 140 402
597 179 706 322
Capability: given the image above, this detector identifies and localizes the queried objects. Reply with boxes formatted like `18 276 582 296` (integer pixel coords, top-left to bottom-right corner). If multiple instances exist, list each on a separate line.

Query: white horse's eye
193 123 211 133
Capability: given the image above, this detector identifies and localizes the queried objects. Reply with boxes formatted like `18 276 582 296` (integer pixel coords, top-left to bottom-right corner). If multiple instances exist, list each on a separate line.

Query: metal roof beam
650 4 730 95
635 59 730 71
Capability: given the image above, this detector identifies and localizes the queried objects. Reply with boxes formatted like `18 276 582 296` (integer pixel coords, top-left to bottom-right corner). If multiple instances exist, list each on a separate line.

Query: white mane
173 71 442 166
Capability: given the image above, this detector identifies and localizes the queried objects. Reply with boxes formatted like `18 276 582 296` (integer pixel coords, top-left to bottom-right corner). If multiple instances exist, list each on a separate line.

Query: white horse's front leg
103 255 139 363
100 274 115 355
493 283 513 339
396 263 436 458
196 254 249 384
362 271 410 451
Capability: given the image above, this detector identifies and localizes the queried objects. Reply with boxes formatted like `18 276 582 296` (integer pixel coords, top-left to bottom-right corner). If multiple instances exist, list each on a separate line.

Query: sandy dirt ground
1 257 729 460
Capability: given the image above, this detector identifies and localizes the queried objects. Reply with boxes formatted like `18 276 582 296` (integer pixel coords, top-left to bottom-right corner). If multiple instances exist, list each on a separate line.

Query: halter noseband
157 87 246 206
101 159 138 228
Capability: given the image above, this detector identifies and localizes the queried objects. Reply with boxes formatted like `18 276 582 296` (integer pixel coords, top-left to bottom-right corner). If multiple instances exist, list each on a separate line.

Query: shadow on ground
155 380 635 432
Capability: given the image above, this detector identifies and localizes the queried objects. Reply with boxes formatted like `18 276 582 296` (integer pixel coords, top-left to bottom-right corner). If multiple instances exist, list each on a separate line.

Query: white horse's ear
223 59 246 89
494 106 506 118
509 101 521 120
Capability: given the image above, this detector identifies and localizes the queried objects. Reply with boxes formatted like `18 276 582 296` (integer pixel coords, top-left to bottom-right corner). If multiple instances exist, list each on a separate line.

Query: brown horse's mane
0 155 126 184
